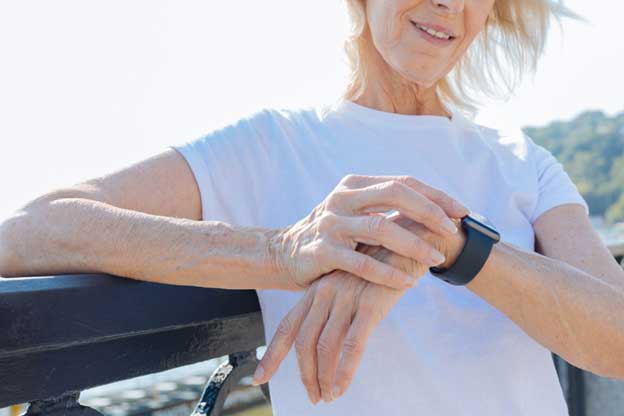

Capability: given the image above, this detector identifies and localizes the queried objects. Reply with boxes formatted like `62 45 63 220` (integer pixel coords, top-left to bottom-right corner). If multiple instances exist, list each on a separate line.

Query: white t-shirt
170 97 589 415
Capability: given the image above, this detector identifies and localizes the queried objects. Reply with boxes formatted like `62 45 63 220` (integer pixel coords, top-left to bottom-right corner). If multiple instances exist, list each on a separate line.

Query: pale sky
1 1 622 221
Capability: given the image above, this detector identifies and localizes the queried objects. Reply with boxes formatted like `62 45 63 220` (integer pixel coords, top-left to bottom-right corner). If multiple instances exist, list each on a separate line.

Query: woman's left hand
251 212 466 404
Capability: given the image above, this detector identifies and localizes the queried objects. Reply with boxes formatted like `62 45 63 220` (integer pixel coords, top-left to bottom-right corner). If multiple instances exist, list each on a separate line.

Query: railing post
191 350 269 416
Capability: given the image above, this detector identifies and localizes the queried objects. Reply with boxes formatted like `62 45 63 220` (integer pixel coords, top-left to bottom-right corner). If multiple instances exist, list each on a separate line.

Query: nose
430 0 464 13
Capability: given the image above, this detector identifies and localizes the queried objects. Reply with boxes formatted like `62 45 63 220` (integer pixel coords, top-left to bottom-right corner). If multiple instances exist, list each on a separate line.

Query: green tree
522 109 624 225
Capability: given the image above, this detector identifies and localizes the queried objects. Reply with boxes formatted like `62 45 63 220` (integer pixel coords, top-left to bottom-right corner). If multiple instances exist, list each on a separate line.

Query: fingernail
442 217 458 234
454 200 470 214
251 365 264 385
430 250 446 266
332 385 341 398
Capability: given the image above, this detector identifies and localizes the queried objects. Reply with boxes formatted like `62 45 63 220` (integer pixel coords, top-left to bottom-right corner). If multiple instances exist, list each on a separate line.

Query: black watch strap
429 218 497 286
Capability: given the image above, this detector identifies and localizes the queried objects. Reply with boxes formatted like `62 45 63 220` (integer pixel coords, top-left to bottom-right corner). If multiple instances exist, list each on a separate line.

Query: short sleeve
526 135 589 224
167 109 277 224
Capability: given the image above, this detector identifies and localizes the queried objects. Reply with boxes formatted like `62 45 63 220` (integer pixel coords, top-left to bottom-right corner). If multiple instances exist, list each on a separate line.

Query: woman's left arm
467 203 624 378
251 203 624 404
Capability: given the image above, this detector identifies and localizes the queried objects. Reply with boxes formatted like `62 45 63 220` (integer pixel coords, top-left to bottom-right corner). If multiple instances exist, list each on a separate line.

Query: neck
346 30 451 120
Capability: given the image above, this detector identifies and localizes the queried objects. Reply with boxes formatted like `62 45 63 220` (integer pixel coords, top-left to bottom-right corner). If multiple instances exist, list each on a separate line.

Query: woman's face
365 0 495 88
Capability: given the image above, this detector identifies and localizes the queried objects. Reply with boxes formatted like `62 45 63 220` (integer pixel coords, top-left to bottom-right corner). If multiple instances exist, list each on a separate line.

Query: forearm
0 198 290 290
467 241 624 378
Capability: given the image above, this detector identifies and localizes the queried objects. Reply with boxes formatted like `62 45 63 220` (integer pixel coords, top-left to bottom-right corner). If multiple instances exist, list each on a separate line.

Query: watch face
468 211 489 225
464 212 500 242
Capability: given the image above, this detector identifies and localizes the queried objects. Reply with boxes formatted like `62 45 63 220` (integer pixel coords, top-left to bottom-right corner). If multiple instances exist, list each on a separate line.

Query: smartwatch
429 212 500 286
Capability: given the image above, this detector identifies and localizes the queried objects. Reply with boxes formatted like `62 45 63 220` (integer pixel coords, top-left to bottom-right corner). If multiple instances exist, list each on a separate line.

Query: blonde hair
341 0 586 119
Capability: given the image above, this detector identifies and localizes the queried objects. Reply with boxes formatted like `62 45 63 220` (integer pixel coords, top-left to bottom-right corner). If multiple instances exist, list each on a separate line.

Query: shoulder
242 102 327 127
188 104 325 154
227 103 327 140
460 117 535 163
259 103 330 133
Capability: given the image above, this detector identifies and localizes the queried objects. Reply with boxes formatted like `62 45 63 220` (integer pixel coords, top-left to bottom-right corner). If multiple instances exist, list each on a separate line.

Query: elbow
0 214 25 277
584 345 624 380
588 365 624 381
0 241 16 278
0 256 18 278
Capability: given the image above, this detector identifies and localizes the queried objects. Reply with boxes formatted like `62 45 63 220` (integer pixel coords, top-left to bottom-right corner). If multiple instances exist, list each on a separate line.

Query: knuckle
342 336 363 356
313 239 331 263
315 281 335 300
295 334 312 353
327 189 357 212
366 215 388 236
316 337 334 356
317 211 339 232
385 180 404 199
327 189 342 204
325 194 342 211
427 189 446 204
275 317 293 338
431 187 448 200
358 298 376 315
359 300 383 323
397 175 422 190
393 267 411 289
383 265 403 287
410 236 428 256
353 255 372 276
424 203 444 222
341 173 360 185
260 348 274 366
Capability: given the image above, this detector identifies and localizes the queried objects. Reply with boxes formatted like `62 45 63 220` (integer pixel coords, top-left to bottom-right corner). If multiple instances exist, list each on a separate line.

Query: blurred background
0 1 622 415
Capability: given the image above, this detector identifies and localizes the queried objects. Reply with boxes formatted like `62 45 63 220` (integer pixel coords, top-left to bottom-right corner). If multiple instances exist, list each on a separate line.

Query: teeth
416 23 452 40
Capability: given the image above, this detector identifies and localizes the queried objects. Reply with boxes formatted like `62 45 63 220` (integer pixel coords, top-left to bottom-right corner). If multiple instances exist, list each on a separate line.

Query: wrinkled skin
269 174 469 292
254 212 466 403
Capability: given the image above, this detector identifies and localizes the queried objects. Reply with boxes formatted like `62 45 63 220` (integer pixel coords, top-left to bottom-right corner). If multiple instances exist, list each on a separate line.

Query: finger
253 291 313 385
340 174 470 217
295 295 333 404
332 307 377 400
330 247 417 290
316 299 352 402
339 214 446 267
347 180 460 237
394 175 469 217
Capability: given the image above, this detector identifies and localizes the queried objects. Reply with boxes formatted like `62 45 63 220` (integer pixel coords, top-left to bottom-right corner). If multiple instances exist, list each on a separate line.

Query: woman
1 0 623 415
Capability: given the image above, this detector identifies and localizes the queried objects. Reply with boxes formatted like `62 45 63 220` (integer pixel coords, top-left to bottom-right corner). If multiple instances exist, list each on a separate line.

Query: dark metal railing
0 274 267 415
1 244 623 416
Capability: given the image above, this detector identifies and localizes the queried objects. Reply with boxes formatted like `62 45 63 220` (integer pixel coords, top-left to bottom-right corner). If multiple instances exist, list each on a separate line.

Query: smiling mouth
410 20 456 41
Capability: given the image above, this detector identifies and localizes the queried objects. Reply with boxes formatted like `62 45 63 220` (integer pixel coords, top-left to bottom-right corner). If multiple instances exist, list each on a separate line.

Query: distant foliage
522 109 624 224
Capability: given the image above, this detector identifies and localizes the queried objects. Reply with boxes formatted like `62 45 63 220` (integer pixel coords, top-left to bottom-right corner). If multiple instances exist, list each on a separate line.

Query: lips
410 20 456 40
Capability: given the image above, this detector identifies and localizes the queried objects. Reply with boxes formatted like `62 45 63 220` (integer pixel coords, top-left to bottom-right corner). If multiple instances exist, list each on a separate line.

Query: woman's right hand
268 174 470 291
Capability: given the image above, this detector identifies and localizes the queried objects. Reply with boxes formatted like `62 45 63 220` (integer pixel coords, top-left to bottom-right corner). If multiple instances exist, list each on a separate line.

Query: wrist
440 218 467 269
264 226 301 291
